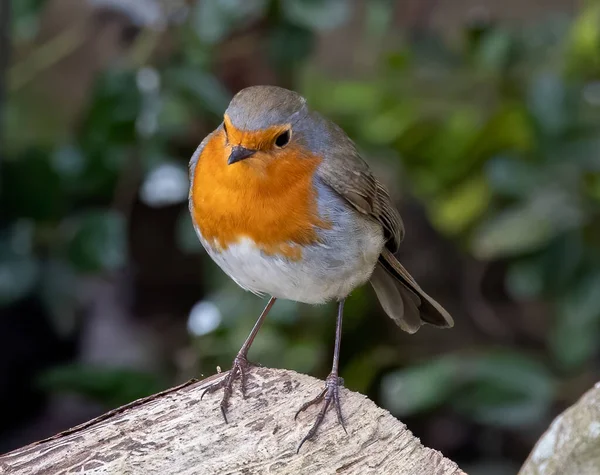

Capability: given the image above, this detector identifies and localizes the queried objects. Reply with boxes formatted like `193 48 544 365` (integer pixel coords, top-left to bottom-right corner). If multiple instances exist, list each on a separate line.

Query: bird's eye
275 130 291 148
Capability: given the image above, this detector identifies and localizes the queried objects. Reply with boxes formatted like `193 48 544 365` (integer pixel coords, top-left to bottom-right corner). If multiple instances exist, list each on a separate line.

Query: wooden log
1 367 465 474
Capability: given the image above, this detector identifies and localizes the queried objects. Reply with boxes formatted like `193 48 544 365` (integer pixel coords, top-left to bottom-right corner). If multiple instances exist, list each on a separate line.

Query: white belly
196 216 384 304
193 177 386 304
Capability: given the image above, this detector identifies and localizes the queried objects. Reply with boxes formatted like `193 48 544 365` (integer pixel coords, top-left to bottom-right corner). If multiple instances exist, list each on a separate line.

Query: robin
188 85 454 451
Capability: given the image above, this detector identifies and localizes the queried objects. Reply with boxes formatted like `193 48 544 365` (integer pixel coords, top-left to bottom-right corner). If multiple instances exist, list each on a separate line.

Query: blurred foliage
3 0 600 468
303 5 600 378
381 350 555 428
297 4 600 427
37 364 164 407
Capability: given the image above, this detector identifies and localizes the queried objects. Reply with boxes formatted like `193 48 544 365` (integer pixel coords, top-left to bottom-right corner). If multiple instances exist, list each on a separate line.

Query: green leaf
192 0 268 44
396 119 442 166
425 108 482 170
40 259 80 337
6 88 73 149
268 23 316 72
0 221 39 306
82 69 141 147
242 325 288 367
51 144 86 182
475 28 515 73
360 104 415 145
506 258 545 300
485 156 542 198
1 151 66 221
192 0 230 44
550 271 600 370
380 357 462 415
473 206 553 259
473 191 584 259
584 172 600 202
305 79 382 116
282 340 323 374
159 92 194 134
527 73 571 136
11 0 43 42
452 352 555 428
550 319 598 372
0 246 39 306
283 0 350 31
66 211 127 273
429 175 491 235
167 68 232 117
469 103 534 161
540 233 584 294
267 298 302 324
38 364 164 407
565 4 600 77
381 351 554 427
343 347 397 394
364 0 395 43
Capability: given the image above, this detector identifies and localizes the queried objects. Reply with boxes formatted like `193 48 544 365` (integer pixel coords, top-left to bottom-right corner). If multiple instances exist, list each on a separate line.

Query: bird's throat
191 129 330 260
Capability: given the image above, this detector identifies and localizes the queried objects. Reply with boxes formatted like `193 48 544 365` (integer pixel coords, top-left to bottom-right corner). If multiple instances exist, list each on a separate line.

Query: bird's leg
295 299 347 452
201 296 276 423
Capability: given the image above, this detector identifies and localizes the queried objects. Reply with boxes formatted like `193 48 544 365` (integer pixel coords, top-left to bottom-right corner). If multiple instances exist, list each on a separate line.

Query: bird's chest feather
189 130 385 302
190 130 329 261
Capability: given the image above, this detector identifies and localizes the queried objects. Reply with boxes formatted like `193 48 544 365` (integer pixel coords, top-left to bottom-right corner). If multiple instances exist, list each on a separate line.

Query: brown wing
377 248 454 329
315 115 453 331
315 118 404 252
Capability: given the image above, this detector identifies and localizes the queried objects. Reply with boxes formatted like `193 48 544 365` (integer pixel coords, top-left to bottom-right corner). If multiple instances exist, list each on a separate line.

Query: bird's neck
190 130 330 260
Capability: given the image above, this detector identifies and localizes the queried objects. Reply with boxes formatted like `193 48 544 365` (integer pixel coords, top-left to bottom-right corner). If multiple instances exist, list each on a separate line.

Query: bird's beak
228 146 256 165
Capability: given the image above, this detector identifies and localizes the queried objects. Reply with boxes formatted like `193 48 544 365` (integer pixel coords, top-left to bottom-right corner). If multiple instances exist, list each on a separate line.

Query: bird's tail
370 248 454 334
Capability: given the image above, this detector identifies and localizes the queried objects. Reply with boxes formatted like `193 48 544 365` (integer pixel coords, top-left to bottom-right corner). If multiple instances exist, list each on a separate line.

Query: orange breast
190 129 330 260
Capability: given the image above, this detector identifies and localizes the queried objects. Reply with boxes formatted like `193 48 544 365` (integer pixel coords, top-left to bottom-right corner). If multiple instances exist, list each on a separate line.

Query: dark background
1 1 599 473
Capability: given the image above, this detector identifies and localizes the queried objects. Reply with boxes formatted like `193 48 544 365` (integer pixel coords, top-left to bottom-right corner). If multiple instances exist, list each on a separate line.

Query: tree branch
1 367 465 474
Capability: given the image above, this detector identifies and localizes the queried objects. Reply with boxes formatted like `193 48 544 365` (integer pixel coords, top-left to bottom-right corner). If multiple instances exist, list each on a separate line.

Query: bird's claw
201 354 253 423
295 373 346 453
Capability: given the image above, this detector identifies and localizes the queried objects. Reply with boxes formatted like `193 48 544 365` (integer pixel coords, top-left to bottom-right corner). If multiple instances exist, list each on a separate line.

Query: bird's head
220 85 310 169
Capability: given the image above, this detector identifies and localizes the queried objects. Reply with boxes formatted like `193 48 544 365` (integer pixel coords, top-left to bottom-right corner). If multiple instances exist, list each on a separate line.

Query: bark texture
1 367 465 474
519 381 600 475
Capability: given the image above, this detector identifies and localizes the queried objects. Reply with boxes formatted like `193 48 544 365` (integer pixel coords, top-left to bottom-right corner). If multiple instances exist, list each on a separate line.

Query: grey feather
226 85 308 131
305 108 452 330
377 248 454 329
370 263 422 333
309 113 405 251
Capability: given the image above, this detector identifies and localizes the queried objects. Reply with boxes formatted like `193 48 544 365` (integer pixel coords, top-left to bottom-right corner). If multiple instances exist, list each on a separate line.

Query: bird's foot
294 372 347 453
201 353 253 423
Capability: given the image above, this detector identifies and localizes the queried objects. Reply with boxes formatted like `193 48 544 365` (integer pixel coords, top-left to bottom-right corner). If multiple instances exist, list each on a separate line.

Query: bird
188 85 454 451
